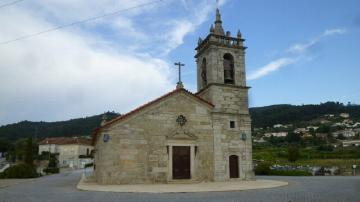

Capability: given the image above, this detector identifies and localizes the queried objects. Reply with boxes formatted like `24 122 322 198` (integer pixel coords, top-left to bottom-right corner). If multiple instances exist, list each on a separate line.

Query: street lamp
241 133 247 141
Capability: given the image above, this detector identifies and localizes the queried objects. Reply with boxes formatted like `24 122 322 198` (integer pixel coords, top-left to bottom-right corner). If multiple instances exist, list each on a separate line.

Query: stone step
167 179 201 184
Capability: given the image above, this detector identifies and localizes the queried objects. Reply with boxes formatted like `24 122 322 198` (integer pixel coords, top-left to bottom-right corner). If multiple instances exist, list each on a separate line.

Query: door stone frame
167 140 196 181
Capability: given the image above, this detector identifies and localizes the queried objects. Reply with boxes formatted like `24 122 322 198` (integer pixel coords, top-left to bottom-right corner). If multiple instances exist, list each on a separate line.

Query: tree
0 138 12 154
24 138 33 166
288 144 300 162
316 125 331 133
255 162 271 175
286 133 301 143
48 154 58 168
337 133 346 140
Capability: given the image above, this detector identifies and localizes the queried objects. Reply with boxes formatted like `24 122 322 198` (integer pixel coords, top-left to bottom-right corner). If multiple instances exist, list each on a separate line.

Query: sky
0 0 359 126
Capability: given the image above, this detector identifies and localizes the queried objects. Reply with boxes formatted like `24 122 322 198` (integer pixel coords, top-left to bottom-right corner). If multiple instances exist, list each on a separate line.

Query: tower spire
213 8 225 35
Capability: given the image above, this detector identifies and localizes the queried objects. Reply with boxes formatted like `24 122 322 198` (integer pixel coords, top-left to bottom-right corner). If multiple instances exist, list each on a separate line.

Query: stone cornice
195 34 246 58
196 83 251 96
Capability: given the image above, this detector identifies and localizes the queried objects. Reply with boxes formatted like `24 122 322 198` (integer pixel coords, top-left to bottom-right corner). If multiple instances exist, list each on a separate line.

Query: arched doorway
229 155 239 178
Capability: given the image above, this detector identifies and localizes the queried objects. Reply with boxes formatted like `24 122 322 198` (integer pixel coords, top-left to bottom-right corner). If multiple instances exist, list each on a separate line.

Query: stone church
92 8 254 184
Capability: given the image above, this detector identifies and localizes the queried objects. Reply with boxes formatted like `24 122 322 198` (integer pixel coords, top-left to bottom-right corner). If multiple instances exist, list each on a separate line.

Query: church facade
92 9 254 184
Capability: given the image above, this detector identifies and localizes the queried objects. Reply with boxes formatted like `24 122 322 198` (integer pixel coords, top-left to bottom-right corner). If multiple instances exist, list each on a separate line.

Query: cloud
0 0 222 125
287 28 346 54
249 28 347 80
161 0 221 54
248 58 295 80
323 28 346 36
0 8 173 124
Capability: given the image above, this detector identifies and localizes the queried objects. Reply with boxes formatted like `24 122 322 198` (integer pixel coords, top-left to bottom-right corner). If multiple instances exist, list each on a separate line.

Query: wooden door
172 146 191 179
229 155 239 178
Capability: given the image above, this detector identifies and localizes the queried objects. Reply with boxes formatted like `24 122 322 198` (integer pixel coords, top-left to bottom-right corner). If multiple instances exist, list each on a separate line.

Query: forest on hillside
250 102 360 128
0 112 119 142
0 102 359 143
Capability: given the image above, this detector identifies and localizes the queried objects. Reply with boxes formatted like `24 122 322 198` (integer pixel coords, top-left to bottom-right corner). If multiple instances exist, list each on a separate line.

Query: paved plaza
0 170 359 202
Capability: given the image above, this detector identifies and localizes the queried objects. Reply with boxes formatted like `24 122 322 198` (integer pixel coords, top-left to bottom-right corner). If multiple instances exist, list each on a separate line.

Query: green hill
250 102 360 128
0 102 359 142
0 112 119 141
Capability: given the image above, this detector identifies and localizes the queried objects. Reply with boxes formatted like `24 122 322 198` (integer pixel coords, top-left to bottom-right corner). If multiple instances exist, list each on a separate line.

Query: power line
0 0 24 9
0 0 164 45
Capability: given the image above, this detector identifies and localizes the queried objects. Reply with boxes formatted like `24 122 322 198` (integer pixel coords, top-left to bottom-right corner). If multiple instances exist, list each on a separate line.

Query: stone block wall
198 84 249 114
212 113 253 181
94 92 214 184
198 83 254 181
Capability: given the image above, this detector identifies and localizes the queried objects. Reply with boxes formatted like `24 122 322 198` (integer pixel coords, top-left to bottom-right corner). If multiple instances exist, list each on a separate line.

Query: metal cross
174 62 185 86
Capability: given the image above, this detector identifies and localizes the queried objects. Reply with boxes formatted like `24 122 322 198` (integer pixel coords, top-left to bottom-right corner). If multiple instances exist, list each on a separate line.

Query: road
0 170 359 202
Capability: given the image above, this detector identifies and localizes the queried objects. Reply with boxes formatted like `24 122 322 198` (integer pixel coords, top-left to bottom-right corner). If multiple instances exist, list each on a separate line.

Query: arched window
201 58 207 86
223 53 234 84
229 155 239 178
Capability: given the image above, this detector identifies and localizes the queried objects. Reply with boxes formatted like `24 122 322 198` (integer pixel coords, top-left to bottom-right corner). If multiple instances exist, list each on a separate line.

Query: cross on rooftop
174 62 185 89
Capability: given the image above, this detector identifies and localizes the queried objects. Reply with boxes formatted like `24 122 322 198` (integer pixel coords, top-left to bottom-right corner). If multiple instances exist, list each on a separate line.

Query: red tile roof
38 137 92 146
91 88 214 145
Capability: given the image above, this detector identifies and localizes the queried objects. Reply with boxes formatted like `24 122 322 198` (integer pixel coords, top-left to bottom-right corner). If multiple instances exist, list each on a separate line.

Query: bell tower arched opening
201 58 207 87
223 53 234 84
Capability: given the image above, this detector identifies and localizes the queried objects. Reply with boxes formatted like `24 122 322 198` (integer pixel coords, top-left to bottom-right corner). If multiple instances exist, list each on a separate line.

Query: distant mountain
250 102 360 128
1 102 359 142
0 112 119 141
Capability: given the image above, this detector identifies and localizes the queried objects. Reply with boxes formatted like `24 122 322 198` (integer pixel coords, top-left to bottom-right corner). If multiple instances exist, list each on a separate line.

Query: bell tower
195 8 247 91
195 8 253 181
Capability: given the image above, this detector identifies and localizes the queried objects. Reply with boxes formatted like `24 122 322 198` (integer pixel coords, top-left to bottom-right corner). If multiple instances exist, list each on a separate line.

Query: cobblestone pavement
0 170 359 202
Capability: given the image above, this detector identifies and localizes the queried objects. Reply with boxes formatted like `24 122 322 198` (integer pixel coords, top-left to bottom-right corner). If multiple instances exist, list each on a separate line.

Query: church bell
223 60 234 83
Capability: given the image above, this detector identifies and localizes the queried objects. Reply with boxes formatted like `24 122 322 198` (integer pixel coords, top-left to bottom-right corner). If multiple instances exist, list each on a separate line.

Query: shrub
269 170 312 176
85 163 93 168
1 163 38 178
48 155 58 168
317 144 334 151
43 167 59 174
288 144 300 162
255 162 271 175
24 138 34 166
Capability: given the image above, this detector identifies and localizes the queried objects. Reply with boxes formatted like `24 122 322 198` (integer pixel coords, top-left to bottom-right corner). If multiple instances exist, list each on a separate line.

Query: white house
342 140 360 147
332 130 356 138
273 124 284 128
294 128 308 134
264 132 288 138
340 113 350 118
38 137 93 169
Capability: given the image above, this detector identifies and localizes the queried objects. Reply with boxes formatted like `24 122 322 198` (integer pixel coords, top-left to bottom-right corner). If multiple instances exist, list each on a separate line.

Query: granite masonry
92 8 254 184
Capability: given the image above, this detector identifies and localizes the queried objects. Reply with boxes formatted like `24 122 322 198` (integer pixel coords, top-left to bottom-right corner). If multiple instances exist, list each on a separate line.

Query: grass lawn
253 145 360 168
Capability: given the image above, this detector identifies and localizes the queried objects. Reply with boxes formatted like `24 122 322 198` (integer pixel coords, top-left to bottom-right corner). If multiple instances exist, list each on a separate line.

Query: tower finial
216 8 221 22
237 30 242 38
213 7 225 35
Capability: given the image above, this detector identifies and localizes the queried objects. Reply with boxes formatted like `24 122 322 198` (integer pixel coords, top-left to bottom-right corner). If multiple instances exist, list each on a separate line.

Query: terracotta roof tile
39 137 91 146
